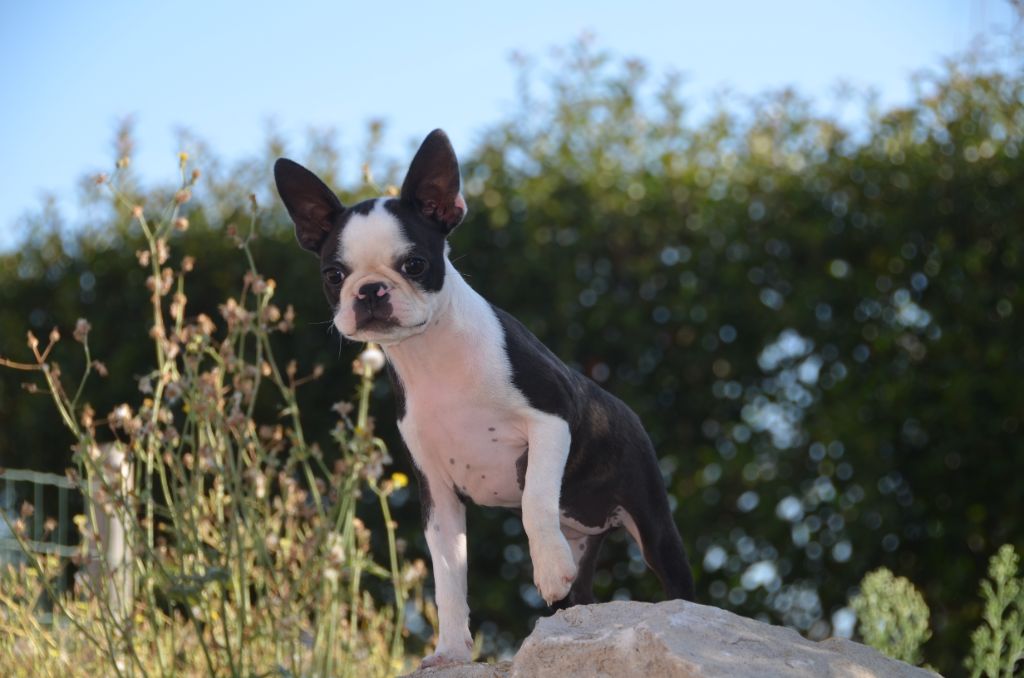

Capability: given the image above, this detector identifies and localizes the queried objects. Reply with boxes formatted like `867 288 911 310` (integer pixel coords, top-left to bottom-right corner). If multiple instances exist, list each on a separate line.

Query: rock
404 600 940 678
402 660 512 678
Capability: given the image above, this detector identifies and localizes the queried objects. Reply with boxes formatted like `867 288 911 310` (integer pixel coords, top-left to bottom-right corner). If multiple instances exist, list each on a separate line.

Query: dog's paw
421 646 472 669
421 636 473 669
531 534 578 605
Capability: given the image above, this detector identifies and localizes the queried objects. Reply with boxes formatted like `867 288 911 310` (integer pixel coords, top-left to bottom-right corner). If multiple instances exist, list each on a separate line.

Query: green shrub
0 160 423 677
851 568 931 665
853 544 1024 675
965 544 1024 678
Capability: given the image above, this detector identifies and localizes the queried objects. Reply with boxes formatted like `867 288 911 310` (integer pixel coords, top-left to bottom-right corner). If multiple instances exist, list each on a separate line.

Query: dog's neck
381 259 493 387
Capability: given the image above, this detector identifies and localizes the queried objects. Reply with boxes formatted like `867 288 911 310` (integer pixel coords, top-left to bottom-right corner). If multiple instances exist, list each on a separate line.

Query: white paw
422 636 472 668
531 534 578 604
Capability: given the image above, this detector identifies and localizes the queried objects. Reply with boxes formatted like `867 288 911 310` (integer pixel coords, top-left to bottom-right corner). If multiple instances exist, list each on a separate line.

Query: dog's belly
401 398 529 508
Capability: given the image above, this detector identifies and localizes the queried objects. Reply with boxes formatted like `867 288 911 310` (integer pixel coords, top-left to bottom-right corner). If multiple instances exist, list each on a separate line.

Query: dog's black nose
357 282 389 301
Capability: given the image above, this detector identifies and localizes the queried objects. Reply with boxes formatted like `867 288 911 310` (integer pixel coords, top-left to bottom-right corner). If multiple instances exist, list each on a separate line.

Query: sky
0 1 1018 251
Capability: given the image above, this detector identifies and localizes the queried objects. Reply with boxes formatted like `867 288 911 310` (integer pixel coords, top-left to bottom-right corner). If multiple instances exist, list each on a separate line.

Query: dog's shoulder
489 303 586 421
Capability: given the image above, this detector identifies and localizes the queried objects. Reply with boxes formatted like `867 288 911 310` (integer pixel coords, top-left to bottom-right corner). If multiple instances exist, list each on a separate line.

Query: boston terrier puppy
275 130 694 667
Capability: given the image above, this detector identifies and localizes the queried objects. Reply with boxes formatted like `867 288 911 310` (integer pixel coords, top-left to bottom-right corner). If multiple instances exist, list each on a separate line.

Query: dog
274 130 695 667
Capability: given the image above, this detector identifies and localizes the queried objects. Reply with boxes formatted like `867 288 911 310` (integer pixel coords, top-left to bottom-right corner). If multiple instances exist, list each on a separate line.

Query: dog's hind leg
620 459 695 602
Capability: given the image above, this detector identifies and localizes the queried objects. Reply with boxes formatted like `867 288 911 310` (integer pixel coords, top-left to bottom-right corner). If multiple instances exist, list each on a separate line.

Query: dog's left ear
401 129 467 233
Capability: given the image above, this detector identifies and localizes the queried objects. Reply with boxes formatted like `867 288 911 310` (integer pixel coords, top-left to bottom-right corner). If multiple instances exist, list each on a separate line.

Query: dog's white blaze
333 201 438 343
337 199 411 270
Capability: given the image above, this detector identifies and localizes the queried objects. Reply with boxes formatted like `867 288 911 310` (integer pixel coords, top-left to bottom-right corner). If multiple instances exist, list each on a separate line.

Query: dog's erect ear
274 159 345 253
401 129 467 233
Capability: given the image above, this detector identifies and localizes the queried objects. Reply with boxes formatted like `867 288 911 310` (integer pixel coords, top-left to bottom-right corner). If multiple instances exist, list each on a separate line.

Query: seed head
74 318 91 343
155 238 170 265
357 344 386 375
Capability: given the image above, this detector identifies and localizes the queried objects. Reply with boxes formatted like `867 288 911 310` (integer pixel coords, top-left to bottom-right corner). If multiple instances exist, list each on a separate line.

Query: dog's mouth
355 315 400 332
354 301 397 331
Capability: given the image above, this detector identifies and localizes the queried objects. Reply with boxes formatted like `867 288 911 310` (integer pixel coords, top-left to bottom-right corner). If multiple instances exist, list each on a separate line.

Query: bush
850 568 931 665
965 544 1024 678
0 163 425 677
853 544 1024 676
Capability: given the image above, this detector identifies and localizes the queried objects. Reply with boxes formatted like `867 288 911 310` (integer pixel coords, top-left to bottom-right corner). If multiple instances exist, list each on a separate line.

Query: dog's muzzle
354 282 397 330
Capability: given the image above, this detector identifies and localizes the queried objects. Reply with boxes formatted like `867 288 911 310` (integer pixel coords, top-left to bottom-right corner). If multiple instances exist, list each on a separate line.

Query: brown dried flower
73 318 91 343
155 238 170 265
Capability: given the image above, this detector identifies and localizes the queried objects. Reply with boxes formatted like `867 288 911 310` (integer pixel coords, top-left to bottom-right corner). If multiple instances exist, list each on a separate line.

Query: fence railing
0 468 76 560
2 459 133 617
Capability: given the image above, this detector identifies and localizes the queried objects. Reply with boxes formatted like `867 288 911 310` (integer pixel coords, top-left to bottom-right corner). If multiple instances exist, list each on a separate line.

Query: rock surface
402 600 940 678
404 662 512 678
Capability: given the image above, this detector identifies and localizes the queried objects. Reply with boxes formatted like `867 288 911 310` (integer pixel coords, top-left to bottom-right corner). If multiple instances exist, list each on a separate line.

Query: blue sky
0 1 1017 250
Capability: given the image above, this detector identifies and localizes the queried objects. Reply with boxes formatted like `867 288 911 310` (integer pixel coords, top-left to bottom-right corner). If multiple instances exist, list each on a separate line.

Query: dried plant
0 154 425 677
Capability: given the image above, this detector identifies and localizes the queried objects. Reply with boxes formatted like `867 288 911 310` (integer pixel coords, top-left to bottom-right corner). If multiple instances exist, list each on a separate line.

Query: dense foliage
2 39 1022 673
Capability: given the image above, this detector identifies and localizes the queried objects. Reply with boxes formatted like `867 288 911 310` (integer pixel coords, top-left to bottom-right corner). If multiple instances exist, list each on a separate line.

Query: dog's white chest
400 391 528 507
385 295 532 508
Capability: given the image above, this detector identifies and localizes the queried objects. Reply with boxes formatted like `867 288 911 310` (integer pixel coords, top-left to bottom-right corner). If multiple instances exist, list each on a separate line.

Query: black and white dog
275 130 694 667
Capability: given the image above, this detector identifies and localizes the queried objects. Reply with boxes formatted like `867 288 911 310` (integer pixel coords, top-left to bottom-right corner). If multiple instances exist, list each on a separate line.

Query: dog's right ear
274 159 345 253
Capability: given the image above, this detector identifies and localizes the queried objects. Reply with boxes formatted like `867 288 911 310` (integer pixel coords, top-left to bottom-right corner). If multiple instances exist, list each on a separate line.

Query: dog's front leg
421 477 472 667
522 412 577 604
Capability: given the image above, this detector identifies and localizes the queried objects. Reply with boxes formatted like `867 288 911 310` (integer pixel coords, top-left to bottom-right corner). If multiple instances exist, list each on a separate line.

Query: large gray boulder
404 600 940 678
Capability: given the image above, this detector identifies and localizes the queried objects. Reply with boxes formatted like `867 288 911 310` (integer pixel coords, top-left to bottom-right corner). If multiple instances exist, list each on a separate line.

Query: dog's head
274 129 466 345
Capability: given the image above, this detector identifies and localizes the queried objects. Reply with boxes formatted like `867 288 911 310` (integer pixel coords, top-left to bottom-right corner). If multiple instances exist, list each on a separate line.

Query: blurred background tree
1 38 1022 674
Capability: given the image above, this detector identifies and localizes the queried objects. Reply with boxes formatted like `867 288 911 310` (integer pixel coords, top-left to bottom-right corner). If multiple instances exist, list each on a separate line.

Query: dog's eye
401 257 428 278
322 268 344 286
